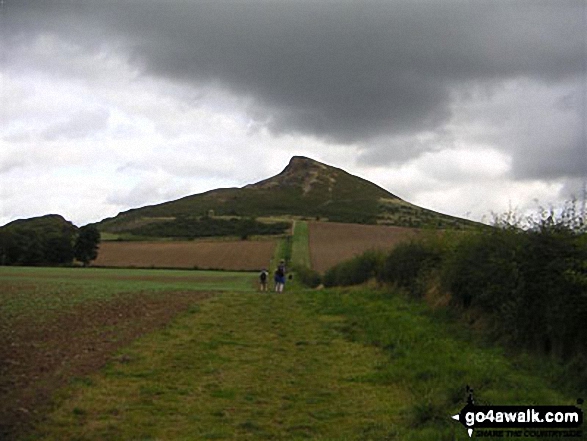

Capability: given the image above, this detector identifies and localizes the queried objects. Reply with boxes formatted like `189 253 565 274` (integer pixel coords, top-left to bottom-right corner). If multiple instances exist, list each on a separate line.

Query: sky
1 0 586 227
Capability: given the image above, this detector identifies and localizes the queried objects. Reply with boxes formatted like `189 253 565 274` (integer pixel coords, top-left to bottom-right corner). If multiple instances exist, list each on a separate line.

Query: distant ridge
95 156 477 236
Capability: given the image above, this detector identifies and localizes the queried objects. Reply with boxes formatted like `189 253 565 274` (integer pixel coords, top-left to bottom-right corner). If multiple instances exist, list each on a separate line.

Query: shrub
378 239 445 298
443 204 587 359
291 265 322 288
442 229 526 311
323 250 384 287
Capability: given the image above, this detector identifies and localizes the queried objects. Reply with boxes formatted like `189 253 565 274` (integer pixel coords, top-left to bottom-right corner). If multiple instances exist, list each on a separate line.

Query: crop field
308 221 418 272
0 267 255 439
93 239 277 271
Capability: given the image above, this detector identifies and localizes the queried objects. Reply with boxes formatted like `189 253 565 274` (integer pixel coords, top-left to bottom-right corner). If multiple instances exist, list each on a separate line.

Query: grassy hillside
96 157 478 237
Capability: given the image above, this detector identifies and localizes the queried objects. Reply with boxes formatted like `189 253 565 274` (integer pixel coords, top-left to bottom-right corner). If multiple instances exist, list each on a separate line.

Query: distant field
94 240 276 271
308 222 418 272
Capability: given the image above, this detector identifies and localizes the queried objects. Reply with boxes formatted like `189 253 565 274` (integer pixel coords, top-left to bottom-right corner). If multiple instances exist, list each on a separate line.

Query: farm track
0 290 212 440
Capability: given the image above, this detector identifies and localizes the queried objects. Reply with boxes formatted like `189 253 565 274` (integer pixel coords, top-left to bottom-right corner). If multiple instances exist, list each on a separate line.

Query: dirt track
0 291 211 440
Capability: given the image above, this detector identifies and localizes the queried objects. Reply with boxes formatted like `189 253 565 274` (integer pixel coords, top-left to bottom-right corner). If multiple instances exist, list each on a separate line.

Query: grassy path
33 287 572 441
36 292 407 440
290 221 311 268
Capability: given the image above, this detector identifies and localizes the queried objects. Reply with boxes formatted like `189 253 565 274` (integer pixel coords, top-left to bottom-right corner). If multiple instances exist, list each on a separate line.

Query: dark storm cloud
118 1 586 144
6 0 586 181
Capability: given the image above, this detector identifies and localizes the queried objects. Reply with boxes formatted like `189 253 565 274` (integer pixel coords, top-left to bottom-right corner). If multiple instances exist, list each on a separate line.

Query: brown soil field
0 290 211 440
308 221 419 273
93 240 277 271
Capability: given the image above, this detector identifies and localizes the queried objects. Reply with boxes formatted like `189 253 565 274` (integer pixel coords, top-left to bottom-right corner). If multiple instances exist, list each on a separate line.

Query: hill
0 214 78 265
1 214 77 234
97 156 476 238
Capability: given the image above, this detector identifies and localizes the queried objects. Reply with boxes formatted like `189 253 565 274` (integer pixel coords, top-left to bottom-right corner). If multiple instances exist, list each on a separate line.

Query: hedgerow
323 202 587 389
323 250 384 287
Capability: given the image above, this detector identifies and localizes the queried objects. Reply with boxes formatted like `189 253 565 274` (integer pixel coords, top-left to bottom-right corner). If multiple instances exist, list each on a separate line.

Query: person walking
274 259 286 293
259 268 268 292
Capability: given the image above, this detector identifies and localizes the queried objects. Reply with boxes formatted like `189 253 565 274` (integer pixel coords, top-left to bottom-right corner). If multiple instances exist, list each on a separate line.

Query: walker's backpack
260 271 268 282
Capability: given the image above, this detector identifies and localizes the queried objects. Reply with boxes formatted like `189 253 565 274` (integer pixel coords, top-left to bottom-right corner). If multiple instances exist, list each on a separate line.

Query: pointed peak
247 155 331 191
281 156 328 174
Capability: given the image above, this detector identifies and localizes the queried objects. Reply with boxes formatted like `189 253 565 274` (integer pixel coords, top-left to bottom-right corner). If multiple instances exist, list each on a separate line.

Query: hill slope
1 214 77 234
97 156 475 236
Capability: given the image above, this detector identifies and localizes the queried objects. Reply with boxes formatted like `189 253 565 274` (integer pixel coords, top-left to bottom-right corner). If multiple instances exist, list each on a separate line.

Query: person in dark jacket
274 260 286 292
259 268 268 291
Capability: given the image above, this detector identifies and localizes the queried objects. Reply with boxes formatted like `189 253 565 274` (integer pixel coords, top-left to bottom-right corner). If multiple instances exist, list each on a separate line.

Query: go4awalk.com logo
451 387 584 438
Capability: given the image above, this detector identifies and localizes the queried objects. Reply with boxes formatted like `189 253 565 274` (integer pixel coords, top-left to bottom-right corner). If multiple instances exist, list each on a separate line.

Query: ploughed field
93 239 276 271
308 221 418 272
0 267 255 439
93 221 418 272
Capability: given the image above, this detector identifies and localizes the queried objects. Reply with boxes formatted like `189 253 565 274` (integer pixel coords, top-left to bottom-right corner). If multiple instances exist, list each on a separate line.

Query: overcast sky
1 0 586 226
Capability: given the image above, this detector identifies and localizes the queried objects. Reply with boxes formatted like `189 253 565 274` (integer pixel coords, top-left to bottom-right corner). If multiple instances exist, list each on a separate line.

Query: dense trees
74 225 101 266
0 215 100 267
129 216 290 240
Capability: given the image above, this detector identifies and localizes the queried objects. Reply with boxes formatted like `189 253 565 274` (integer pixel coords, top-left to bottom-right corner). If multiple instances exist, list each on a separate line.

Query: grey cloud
0 156 26 174
511 133 587 181
42 109 110 141
7 1 584 144
6 0 586 185
121 1 585 144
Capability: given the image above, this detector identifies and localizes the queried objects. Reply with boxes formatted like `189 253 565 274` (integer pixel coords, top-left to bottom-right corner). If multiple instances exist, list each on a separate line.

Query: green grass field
0 267 255 325
1 267 578 440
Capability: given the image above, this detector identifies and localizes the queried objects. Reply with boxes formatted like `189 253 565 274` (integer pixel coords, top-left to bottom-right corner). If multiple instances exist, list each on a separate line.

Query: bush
444 206 587 360
378 239 445 298
443 229 526 311
323 250 384 287
291 265 322 288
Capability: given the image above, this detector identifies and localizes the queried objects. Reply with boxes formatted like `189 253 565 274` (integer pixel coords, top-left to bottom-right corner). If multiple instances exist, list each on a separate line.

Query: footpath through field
36 291 408 440
34 287 570 441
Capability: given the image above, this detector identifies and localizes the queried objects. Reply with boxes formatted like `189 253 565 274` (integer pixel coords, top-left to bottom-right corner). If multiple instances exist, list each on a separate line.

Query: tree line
128 216 290 240
0 222 100 267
